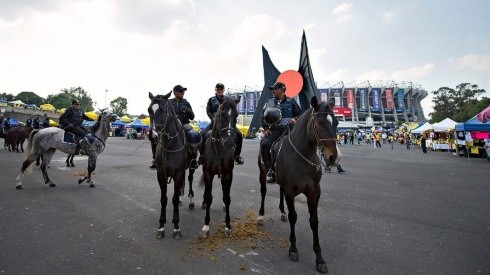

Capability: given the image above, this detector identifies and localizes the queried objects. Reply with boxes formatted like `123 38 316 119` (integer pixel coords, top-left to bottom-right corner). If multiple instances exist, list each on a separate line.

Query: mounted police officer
261 81 302 184
25 117 33 127
199 83 244 165
2 116 11 133
59 100 94 154
169 84 201 169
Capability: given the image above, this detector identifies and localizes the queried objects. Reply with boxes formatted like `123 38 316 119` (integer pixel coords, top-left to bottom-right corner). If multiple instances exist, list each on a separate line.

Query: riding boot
189 147 198 169
263 151 276 184
198 136 206 165
234 130 244 165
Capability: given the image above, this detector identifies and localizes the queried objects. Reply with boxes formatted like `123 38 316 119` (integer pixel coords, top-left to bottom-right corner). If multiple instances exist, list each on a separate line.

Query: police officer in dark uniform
261 82 302 184
199 83 244 165
59 100 94 153
0 115 4 132
2 116 11 133
25 117 33 127
33 115 40 129
169 85 201 169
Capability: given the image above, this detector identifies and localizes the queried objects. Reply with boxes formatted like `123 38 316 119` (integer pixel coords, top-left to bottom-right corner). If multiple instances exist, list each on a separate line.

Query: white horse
15 109 117 189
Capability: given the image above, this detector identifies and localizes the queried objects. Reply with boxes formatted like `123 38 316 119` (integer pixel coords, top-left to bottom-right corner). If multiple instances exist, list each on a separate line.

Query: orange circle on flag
277 70 303 98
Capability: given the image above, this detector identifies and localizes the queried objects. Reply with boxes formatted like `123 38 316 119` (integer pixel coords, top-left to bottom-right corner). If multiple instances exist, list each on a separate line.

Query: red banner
333 107 352 117
345 88 354 109
385 88 394 110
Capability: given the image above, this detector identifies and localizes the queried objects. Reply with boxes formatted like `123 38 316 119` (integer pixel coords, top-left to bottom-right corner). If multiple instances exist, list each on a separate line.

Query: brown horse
6 126 33 153
199 97 240 238
257 97 339 274
148 92 197 239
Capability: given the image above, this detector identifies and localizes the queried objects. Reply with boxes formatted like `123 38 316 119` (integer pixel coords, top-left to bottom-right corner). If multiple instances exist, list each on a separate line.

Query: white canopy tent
432 118 458 132
411 122 433 134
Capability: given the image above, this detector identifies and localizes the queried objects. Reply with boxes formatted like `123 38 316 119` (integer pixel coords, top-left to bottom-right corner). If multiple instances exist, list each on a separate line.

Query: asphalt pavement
0 138 488 274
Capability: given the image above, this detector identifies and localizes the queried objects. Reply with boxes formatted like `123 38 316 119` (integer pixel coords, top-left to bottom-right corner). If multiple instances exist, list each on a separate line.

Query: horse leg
285 194 299 262
41 149 56 187
187 168 195 209
156 171 168 239
15 154 40 189
20 140 25 153
172 174 184 239
70 155 75 167
258 156 267 226
179 173 185 207
79 155 97 187
201 173 214 237
308 186 328 274
221 173 233 237
66 154 71 167
279 187 288 222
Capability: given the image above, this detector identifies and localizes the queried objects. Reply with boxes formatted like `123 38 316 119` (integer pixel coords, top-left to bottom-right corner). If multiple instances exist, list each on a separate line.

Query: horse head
99 108 117 123
212 97 240 148
309 97 339 166
148 91 178 141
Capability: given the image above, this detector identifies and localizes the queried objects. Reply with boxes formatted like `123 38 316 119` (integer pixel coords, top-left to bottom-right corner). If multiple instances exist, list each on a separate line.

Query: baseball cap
269 82 286 90
173 85 187 93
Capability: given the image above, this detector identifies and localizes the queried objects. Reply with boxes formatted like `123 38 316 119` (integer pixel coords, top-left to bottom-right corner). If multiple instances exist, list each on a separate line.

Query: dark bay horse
257 97 339 274
5 126 33 153
15 109 117 189
148 92 197 239
199 97 240 238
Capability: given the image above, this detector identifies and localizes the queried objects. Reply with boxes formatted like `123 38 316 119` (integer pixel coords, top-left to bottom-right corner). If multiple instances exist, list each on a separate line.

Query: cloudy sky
1 0 489 120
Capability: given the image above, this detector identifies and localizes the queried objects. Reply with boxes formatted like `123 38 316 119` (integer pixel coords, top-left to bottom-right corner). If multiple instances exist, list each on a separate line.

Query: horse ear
311 96 319 111
149 92 155 100
163 91 172 100
235 96 241 104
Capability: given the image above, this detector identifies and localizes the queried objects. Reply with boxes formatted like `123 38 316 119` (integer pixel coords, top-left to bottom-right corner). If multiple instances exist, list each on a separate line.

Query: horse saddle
63 132 77 144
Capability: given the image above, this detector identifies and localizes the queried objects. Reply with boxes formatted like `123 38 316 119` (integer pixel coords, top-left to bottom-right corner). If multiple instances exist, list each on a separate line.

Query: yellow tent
49 119 59 127
40 104 56 112
120 115 132 123
141 117 150 125
56 108 66 114
84 111 98 120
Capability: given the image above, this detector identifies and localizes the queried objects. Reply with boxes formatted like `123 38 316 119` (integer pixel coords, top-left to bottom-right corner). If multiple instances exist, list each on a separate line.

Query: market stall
455 114 490 158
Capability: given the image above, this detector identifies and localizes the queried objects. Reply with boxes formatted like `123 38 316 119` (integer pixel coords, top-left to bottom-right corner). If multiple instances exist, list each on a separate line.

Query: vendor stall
455 114 490 158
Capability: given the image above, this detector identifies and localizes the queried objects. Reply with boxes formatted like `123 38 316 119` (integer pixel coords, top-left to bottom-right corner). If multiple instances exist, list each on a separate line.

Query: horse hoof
201 230 209 238
156 231 165 239
316 262 328 274
15 185 23 190
78 179 83 184
225 228 232 238
281 213 288 222
66 164 70 167
49 183 56 187
71 164 75 167
189 203 195 210
173 230 182 240
89 183 96 188
257 216 264 226
289 252 299 262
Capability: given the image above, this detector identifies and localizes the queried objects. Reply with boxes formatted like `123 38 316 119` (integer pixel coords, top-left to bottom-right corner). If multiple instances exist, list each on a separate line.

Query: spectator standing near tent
33 115 40 129
421 134 428 153
2 116 11 133
382 132 387 144
406 136 411 150
42 115 50 128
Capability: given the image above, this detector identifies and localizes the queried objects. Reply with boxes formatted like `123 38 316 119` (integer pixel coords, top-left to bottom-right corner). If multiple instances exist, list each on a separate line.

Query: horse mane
290 107 314 137
90 115 103 133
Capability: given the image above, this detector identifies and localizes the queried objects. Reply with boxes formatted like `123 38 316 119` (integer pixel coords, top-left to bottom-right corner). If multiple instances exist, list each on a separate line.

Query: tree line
0 87 128 117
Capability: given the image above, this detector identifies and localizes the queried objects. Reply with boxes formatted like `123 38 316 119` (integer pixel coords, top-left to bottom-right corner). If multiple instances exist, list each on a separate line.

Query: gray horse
15 109 117 189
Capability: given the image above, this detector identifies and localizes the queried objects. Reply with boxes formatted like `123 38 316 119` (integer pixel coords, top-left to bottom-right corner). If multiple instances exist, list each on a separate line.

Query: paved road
0 138 488 274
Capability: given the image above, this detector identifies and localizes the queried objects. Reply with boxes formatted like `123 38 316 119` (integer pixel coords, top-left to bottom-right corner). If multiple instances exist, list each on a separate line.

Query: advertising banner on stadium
406 89 413 113
372 88 381 112
385 88 394 111
237 93 245 114
331 88 342 107
246 92 256 113
358 88 368 111
318 89 329 103
397 88 405 112
345 88 355 109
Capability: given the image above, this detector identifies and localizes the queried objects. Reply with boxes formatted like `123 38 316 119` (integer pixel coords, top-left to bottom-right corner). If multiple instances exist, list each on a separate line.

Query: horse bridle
150 99 185 153
286 109 337 172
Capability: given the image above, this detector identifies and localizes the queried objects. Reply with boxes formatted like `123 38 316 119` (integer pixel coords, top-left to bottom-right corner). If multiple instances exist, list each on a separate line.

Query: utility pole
105 90 108 108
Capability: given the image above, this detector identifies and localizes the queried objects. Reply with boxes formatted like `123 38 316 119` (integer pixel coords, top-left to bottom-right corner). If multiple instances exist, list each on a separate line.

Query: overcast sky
1 0 489 120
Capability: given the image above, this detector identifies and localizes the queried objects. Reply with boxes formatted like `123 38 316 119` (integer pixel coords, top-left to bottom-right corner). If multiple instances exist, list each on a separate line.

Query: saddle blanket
63 132 76 144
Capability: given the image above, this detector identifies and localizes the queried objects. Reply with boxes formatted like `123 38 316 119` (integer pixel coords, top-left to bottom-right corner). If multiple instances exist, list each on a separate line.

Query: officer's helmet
263 107 282 125
186 130 202 145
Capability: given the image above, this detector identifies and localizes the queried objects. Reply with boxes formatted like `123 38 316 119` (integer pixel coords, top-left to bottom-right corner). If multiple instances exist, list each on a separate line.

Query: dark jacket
2 119 11 132
26 118 33 127
59 107 93 129
169 98 195 125
206 95 229 120
42 119 50 128
261 97 302 131
33 117 40 129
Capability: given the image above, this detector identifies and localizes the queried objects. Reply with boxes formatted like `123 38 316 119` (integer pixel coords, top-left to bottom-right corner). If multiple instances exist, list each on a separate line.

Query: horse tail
198 174 205 189
25 130 39 174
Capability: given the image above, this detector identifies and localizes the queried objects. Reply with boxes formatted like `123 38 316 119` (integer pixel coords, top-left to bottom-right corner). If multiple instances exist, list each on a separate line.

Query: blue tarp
9 118 20 126
126 119 149 129
455 116 490 132
83 120 95 127
111 120 126 127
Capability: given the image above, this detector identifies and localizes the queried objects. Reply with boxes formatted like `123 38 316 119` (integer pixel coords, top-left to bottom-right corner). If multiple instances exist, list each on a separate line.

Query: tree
14 91 45 106
430 83 486 122
0 93 15 101
47 87 94 111
110 97 128 117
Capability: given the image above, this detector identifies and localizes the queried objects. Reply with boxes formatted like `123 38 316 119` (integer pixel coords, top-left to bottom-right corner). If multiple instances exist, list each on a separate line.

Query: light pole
105 90 108 108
